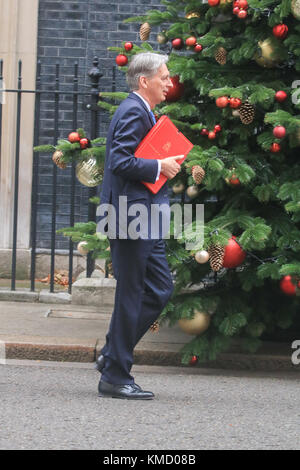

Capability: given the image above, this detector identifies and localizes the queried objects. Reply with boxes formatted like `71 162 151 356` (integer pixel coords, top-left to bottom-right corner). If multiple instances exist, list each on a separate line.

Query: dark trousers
100 238 174 385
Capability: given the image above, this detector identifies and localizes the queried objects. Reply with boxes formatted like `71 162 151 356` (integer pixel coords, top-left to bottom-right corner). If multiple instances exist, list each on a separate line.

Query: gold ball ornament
185 11 201 19
157 32 168 44
75 156 103 187
77 241 89 256
291 0 300 20
52 150 67 169
172 182 185 194
178 310 211 336
195 250 210 264
232 109 240 117
139 22 151 41
254 38 284 68
186 185 199 199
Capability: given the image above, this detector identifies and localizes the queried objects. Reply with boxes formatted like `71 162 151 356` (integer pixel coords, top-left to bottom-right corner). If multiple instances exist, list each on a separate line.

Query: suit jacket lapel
128 92 154 129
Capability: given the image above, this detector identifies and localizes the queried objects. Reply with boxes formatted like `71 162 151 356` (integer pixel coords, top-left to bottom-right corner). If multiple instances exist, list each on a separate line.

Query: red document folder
135 115 194 194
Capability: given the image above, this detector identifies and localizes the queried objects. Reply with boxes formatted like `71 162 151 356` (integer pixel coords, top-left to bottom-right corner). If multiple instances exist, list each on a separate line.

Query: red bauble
229 97 242 109
229 175 241 186
189 355 198 366
233 6 240 14
238 9 247 18
222 236 246 268
208 131 216 139
79 137 89 149
194 44 203 53
275 90 288 103
214 124 222 133
239 0 248 9
273 125 286 139
115 54 128 66
233 0 240 6
208 0 220 6
68 132 80 143
186 36 197 47
201 128 209 136
172 38 183 50
273 24 288 40
280 276 300 296
124 42 133 51
216 96 229 108
270 143 281 153
165 76 184 102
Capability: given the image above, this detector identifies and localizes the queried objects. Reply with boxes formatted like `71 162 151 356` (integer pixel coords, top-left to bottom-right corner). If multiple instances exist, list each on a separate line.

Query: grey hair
126 52 169 91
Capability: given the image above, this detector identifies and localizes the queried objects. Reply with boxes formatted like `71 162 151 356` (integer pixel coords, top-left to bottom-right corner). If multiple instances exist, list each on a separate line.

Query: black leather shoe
95 354 105 372
98 380 154 400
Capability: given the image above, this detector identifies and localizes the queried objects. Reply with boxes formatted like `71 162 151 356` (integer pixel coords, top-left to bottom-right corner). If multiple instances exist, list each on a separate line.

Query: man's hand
160 155 183 179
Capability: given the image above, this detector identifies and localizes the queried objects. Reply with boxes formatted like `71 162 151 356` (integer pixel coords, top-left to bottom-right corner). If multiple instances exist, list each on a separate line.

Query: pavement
0 300 299 372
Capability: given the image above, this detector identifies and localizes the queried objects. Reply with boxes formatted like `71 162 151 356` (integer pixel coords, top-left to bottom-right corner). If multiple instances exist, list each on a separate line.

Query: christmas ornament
149 321 159 332
172 38 183 50
214 124 222 133
216 96 229 108
273 125 286 139
208 0 220 6
238 0 248 8
192 165 205 184
157 32 168 44
139 22 151 41
68 131 80 143
52 150 66 169
208 243 225 272
195 250 210 264
222 236 246 268
232 109 240 117
186 185 199 199
79 137 90 149
115 54 128 66
233 6 240 14
200 128 209 136
189 355 198 366
124 41 133 51
239 100 255 124
228 174 241 186
208 131 216 139
77 241 89 255
185 11 201 19
237 9 248 18
275 90 287 102
194 44 203 53
219 0 233 7
172 182 185 194
215 47 227 65
254 38 284 68
272 24 288 40
291 0 300 20
165 76 184 102
186 36 197 47
280 275 300 296
270 142 281 153
76 156 103 187
178 310 211 335
229 97 242 108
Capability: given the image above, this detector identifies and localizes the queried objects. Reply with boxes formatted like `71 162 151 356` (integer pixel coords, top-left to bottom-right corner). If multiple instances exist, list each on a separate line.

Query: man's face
142 64 173 107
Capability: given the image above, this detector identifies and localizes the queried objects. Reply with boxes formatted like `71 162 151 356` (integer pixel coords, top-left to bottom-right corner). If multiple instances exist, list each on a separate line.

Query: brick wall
36 0 165 248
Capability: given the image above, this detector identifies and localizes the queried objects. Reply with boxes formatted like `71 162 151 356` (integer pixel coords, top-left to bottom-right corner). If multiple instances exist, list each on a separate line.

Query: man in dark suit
96 52 182 400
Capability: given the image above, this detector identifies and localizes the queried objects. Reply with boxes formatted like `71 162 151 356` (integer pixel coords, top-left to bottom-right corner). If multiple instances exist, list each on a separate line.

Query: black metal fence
0 57 112 294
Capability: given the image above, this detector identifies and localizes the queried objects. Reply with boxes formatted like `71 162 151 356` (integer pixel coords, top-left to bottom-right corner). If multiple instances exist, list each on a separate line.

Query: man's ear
139 76 148 89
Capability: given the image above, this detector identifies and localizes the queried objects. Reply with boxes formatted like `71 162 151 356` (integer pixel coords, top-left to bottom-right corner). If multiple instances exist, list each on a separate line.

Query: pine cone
192 165 205 185
149 321 159 333
52 150 67 169
215 47 227 65
208 244 225 272
139 22 151 41
239 100 255 125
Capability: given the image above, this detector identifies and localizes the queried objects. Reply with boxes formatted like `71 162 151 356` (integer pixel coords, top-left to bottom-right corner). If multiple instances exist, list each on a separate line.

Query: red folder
135 115 194 194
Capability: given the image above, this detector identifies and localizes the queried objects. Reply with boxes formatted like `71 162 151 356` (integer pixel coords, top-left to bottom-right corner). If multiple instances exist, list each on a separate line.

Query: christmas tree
47 0 300 364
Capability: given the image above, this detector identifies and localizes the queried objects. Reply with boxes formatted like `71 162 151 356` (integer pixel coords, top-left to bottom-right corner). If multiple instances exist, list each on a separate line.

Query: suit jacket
97 92 170 240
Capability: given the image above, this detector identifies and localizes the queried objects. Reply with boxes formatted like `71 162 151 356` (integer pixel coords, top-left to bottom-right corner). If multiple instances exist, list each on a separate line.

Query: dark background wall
36 0 165 248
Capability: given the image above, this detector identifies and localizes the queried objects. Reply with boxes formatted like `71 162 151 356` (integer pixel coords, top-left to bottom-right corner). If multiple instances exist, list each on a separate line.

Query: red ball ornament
280 276 300 296
233 0 241 6
208 0 220 6
214 124 222 133
124 42 133 51
165 75 184 102
270 143 281 153
79 137 89 149
229 175 241 186
189 355 198 366
272 24 288 40
222 236 246 268
273 125 286 139
216 96 229 108
115 54 128 66
194 44 203 53
201 128 209 136
238 9 248 18
172 38 183 50
68 132 80 143
233 6 240 14
208 131 216 140
229 97 242 109
275 90 288 103
239 0 248 9
186 36 197 47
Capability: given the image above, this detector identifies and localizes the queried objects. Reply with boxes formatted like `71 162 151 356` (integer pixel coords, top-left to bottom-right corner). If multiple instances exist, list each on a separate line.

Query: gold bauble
185 11 201 19
186 185 199 199
291 0 300 20
178 310 211 336
232 109 240 117
77 241 89 256
172 182 185 194
195 250 210 264
75 156 103 187
254 38 284 68
52 150 67 169
157 32 168 44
